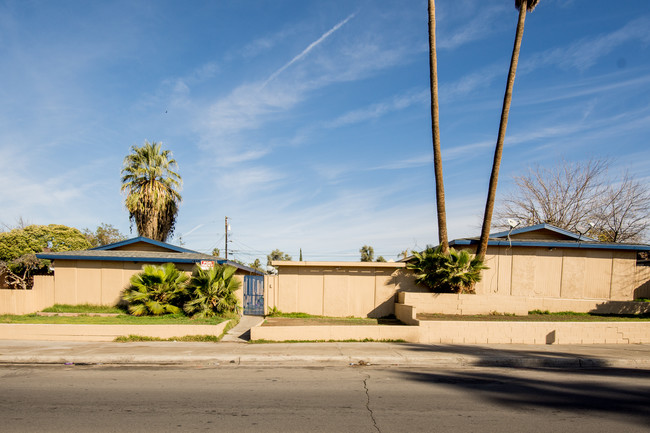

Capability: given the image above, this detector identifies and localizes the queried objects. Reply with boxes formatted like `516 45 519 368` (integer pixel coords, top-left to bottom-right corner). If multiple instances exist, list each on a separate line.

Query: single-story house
267 224 650 318
35 237 265 315
447 223 650 301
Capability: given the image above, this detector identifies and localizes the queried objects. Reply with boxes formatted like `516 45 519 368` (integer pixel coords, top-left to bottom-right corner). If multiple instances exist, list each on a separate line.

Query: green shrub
122 263 189 316
184 265 241 318
406 246 487 294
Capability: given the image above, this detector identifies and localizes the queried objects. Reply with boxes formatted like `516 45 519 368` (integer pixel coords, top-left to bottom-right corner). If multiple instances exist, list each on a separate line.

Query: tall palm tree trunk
428 0 449 254
476 2 529 261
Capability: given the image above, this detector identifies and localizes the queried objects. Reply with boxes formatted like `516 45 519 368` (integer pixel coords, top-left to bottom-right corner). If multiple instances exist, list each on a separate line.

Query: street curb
1 354 647 369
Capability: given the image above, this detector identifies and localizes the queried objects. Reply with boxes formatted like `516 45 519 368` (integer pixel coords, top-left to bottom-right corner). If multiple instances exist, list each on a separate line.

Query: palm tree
122 263 190 316
476 0 540 261
184 265 241 318
121 141 182 242
428 0 449 254
407 246 487 294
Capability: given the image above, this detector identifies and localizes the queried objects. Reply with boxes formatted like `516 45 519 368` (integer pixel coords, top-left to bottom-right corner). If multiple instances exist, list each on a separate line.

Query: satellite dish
575 222 594 235
507 219 519 229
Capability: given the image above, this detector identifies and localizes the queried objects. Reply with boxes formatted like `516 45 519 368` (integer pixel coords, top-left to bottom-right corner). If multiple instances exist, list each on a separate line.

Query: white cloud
327 90 428 128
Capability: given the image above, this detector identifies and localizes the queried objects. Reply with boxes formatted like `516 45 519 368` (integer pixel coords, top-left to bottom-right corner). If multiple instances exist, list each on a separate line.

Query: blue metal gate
243 275 264 315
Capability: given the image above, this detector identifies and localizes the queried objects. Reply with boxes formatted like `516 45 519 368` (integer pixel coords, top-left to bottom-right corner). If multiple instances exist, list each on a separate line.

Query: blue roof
490 223 597 242
90 236 198 253
449 239 650 252
447 223 650 251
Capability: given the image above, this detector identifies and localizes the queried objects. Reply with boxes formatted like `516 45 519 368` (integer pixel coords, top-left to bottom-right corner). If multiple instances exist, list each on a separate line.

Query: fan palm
184 265 241 318
407 246 487 294
428 0 449 254
121 141 182 242
476 0 540 261
122 263 190 316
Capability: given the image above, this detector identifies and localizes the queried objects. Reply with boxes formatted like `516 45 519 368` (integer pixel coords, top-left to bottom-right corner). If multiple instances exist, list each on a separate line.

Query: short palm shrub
122 263 190 316
184 265 241 318
407 246 487 294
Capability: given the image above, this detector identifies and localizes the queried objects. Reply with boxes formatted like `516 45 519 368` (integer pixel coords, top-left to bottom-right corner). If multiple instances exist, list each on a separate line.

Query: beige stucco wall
0 275 55 315
268 261 423 318
49 260 251 310
51 260 197 306
468 246 645 301
398 292 650 316
0 320 232 342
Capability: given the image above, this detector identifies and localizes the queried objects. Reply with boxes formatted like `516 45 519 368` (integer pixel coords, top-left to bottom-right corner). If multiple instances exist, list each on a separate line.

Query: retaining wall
0 320 231 342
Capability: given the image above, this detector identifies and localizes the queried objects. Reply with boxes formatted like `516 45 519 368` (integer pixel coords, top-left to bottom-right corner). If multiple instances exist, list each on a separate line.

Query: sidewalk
1 340 649 369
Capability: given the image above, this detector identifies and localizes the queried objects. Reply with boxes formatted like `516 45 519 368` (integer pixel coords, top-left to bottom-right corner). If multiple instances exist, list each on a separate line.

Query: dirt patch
262 317 390 327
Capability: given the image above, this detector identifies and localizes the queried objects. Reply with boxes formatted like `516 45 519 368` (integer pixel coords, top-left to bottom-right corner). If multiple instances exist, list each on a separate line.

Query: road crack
363 375 380 433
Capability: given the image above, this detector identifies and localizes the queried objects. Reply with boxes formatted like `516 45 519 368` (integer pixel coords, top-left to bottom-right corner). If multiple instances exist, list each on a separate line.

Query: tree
299 248 303 261
407 246 487 294
592 174 650 242
376 256 387 262
184 265 241 318
0 224 90 289
0 224 90 262
249 258 264 272
122 263 190 316
211 248 221 257
121 141 182 242
428 0 449 254
83 223 127 248
360 245 374 262
496 159 650 243
476 0 540 261
267 249 292 266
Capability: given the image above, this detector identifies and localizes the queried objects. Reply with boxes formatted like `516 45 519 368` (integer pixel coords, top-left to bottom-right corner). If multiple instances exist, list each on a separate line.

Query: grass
416 311 650 322
0 313 228 325
249 338 407 344
114 334 222 342
41 304 126 314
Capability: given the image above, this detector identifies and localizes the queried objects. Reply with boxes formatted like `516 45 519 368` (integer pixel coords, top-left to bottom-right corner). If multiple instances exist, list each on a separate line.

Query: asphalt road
1 365 649 432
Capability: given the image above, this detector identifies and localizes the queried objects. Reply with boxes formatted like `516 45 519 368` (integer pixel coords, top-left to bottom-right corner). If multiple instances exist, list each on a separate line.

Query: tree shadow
397 367 650 427
398 343 650 375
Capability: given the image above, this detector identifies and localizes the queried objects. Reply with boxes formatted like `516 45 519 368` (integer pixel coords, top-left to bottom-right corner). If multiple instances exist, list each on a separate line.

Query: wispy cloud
327 90 427 128
263 12 357 87
523 16 650 72
438 5 509 50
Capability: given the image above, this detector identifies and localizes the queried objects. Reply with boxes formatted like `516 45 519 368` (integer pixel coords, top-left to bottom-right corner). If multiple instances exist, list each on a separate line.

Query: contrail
262 12 356 87
184 224 204 236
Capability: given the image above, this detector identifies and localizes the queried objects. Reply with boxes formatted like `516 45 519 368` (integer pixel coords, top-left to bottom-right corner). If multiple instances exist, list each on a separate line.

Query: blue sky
1 0 649 262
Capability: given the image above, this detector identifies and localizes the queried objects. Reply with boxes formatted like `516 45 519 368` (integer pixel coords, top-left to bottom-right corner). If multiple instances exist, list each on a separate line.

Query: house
267 224 650 319
448 223 650 301
35 237 265 315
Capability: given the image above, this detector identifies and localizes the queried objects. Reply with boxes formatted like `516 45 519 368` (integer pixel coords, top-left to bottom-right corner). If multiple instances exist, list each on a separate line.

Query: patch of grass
41 304 126 314
249 338 406 344
0 313 228 325
114 334 222 342
417 312 650 322
635 298 650 302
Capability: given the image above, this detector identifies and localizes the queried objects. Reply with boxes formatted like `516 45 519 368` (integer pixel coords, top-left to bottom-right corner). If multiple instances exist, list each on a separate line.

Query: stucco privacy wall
268 261 423 318
468 246 645 300
397 292 650 316
50 260 246 309
0 276 54 315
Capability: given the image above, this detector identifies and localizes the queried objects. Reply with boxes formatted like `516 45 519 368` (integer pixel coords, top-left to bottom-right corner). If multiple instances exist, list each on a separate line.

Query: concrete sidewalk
0 340 649 369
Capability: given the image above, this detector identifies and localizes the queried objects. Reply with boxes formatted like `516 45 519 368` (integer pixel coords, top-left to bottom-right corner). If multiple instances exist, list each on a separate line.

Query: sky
1 0 649 263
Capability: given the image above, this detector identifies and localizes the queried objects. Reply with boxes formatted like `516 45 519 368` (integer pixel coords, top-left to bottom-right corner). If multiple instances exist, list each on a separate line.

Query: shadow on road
398 343 649 374
397 367 650 427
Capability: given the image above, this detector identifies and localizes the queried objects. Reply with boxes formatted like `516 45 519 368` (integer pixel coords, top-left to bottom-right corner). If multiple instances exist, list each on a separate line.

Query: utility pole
225 216 229 260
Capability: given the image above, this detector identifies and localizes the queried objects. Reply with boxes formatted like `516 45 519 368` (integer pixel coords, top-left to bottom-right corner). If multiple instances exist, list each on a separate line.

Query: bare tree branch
495 158 649 242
